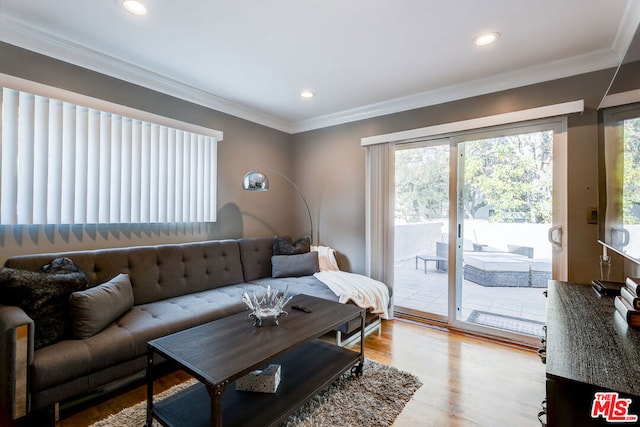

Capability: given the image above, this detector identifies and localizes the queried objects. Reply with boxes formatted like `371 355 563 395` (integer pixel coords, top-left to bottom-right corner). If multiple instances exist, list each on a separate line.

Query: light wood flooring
27 319 547 426
362 320 546 426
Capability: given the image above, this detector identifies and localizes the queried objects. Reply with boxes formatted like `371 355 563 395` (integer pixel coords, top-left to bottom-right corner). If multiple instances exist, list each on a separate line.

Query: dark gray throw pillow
69 273 134 339
39 256 87 275
0 257 92 349
273 236 311 255
272 252 319 278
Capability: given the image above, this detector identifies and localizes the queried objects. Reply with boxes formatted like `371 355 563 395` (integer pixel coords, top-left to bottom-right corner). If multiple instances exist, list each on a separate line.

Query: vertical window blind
0 86 220 225
365 142 395 287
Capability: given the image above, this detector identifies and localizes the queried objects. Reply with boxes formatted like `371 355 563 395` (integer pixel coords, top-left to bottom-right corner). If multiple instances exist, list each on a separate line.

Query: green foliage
463 131 553 223
395 145 449 223
395 130 554 225
623 118 640 225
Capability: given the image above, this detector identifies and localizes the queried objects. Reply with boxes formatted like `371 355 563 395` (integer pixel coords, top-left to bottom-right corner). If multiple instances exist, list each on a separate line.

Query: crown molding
290 0 640 133
612 0 640 56
3 4 639 136
0 16 294 133
290 47 621 134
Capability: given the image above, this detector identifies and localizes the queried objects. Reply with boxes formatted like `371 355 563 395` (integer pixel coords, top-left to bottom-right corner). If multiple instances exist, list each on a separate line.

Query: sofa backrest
238 237 274 281
3 240 246 305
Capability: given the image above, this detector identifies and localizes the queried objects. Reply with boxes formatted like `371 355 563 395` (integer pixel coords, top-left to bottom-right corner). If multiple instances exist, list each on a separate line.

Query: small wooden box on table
145 294 365 427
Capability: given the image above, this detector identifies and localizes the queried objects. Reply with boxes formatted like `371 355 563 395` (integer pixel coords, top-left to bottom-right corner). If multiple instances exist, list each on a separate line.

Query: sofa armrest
0 305 34 420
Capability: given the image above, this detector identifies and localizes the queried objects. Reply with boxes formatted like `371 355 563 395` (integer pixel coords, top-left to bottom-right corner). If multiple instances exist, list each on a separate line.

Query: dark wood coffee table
145 294 365 427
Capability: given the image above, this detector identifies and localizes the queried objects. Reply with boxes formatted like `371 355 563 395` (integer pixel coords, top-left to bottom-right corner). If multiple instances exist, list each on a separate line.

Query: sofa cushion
99 284 270 357
272 252 319 278
30 276 352 393
3 240 246 306
0 258 91 349
69 273 134 339
253 276 339 303
273 236 310 255
238 237 274 281
30 283 271 393
30 323 137 392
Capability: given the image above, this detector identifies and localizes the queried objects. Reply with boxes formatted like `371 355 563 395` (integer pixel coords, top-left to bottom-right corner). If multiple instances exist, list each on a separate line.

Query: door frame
390 117 568 347
447 118 567 346
393 138 452 323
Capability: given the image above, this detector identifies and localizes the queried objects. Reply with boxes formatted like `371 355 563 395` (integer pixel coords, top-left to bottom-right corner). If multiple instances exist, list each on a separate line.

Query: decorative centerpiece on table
242 285 293 327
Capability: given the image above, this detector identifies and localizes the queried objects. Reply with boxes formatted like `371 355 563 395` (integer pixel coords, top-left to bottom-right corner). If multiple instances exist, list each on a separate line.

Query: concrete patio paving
393 257 548 330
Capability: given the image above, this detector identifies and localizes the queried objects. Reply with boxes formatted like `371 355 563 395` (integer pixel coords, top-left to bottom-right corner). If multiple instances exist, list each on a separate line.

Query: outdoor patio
394 257 548 337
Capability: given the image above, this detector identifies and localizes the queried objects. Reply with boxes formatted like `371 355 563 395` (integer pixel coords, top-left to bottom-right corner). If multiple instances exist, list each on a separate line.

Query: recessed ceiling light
299 91 316 99
123 0 148 15
473 32 500 47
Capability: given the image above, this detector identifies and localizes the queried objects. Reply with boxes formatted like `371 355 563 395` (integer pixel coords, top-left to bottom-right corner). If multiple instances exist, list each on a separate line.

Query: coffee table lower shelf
150 340 362 427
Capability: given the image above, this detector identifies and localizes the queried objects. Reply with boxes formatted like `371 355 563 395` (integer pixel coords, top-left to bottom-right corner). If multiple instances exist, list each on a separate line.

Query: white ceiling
1 1 640 133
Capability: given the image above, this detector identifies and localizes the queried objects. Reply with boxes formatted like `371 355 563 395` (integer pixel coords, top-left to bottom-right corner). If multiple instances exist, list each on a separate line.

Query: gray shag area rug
90 359 422 427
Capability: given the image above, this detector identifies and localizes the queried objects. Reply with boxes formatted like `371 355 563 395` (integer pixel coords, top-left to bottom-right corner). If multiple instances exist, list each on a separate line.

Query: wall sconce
242 168 314 244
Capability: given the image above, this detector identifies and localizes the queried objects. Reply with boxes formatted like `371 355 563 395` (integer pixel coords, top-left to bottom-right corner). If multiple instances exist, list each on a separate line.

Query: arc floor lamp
242 168 314 244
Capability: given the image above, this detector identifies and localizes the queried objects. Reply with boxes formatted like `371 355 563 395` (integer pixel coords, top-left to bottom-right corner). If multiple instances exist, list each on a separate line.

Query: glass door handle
548 225 563 247
611 227 630 247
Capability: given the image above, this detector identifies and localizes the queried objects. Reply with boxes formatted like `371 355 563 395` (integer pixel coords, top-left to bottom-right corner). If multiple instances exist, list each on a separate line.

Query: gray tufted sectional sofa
0 237 384 421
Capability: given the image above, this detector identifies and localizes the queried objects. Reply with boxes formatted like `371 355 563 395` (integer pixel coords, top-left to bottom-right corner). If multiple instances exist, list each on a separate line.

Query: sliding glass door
455 125 554 340
393 119 565 345
393 140 450 320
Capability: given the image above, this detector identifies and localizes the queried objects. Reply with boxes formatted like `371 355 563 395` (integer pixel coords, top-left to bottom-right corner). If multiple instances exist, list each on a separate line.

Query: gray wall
292 69 623 283
0 42 296 264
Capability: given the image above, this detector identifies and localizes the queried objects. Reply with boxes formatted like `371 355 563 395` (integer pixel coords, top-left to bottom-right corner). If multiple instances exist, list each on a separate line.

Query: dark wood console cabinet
546 280 640 426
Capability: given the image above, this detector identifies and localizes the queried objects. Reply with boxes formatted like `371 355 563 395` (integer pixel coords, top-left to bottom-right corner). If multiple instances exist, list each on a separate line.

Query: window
0 83 222 225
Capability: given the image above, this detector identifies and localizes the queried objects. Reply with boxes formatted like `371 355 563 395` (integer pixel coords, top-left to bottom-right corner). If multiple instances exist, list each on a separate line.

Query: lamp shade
242 170 269 191
241 167 314 244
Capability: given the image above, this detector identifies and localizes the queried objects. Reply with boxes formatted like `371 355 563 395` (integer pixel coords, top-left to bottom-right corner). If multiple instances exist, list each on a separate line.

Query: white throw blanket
314 271 390 319
311 245 340 271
